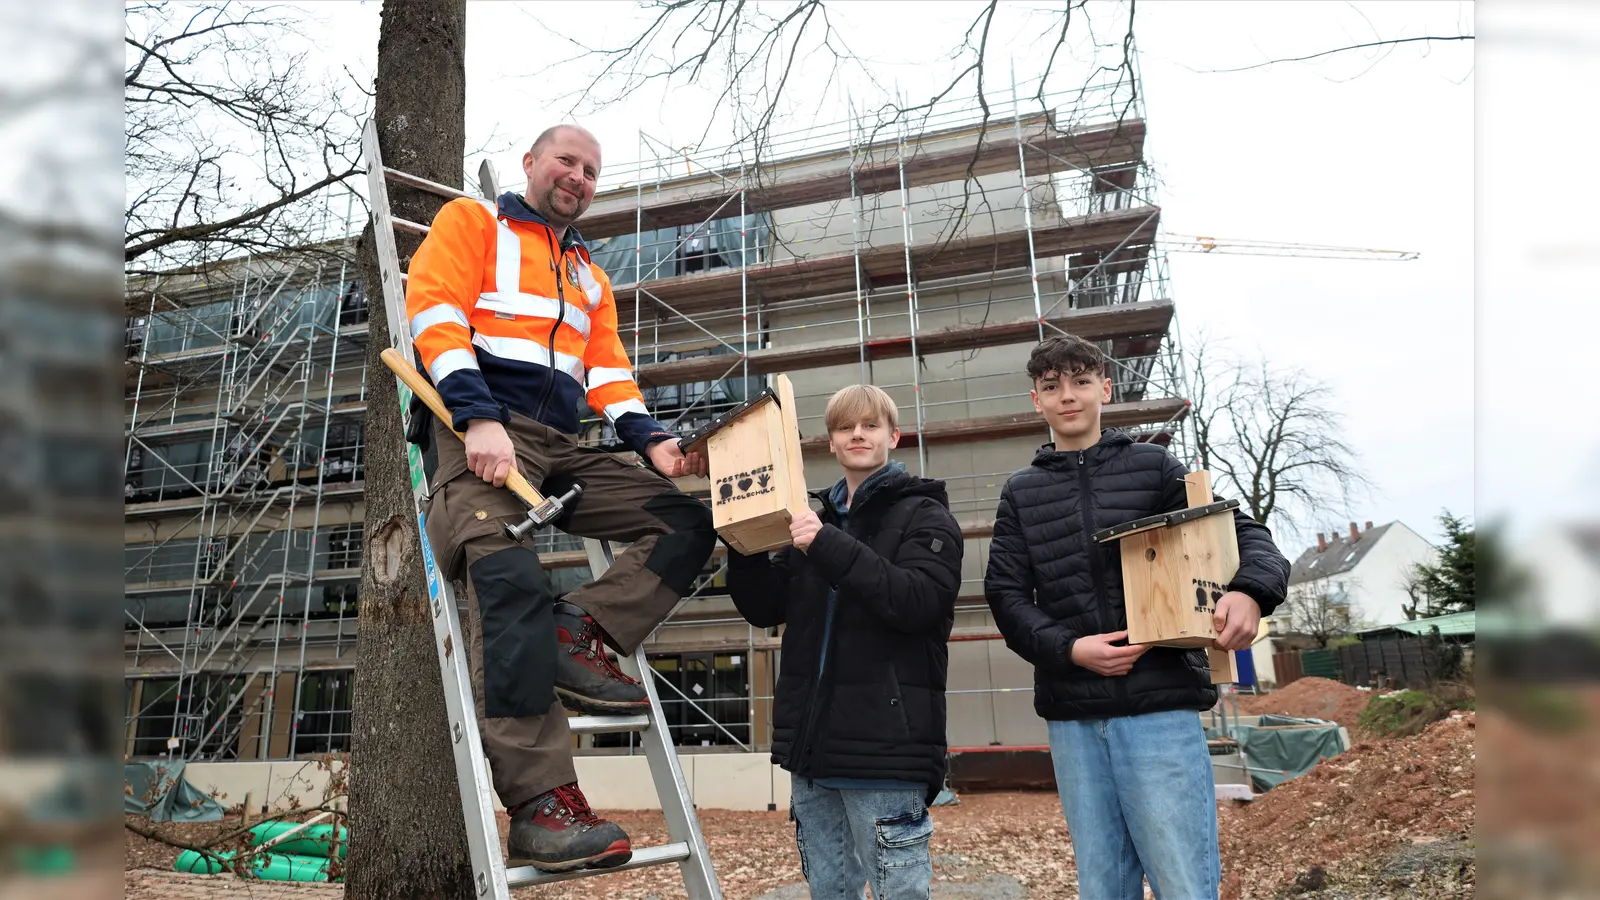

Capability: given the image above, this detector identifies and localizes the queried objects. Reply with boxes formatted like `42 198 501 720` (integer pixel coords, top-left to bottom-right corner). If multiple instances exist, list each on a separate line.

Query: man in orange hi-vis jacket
405 124 715 873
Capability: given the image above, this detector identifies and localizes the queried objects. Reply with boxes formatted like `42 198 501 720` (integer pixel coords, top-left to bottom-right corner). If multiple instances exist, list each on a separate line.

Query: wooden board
635 302 1175 389
1185 471 1240 685
578 116 1146 240
629 205 1161 317
799 398 1189 453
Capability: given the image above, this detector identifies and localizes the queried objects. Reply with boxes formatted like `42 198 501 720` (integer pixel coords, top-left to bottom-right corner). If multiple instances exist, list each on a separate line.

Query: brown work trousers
423 412 715 808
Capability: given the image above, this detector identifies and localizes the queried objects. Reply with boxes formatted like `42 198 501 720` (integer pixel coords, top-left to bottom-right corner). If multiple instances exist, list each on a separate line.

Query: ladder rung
566 713 649 734
506 842 691 888
393 217 428 236
383 167 475 202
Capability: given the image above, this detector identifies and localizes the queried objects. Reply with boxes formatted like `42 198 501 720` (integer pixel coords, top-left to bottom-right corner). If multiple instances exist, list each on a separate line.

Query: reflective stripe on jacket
404 191 673 454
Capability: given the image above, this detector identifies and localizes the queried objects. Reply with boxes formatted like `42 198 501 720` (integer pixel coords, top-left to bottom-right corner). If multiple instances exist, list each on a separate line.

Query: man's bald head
530 124 599 158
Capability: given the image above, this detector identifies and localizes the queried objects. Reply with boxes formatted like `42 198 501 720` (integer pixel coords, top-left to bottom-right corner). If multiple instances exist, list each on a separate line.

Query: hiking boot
553 601 649 715
507 783 631 872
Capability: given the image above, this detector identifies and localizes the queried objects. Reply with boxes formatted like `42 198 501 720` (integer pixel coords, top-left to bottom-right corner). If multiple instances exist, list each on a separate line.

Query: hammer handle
379 347 549 509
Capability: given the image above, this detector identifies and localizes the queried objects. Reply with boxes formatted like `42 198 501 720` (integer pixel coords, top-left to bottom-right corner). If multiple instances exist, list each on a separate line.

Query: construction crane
1162 233 1419 261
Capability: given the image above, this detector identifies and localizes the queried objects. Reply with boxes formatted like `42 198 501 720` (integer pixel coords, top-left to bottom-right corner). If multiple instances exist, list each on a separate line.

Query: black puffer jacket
985 430 1290 721
726 465 963 803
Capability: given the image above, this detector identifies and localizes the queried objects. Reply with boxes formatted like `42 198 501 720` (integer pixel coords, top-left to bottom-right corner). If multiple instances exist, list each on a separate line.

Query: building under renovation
123 72 1194 793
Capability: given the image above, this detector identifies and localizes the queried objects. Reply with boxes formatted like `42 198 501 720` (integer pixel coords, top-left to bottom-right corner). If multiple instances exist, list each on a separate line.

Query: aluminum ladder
361 118 722 899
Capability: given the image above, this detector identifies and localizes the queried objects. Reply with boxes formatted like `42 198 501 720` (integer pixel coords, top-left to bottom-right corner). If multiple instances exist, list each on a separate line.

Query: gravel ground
123 703 1485 899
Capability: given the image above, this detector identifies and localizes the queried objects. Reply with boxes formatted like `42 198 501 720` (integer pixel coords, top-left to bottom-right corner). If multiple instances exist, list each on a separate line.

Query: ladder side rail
362 118 511 900
583 539 723 900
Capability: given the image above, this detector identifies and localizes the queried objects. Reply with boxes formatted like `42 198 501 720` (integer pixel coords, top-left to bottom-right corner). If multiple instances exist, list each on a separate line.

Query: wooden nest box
1093 470 1241 684
679 373 808 555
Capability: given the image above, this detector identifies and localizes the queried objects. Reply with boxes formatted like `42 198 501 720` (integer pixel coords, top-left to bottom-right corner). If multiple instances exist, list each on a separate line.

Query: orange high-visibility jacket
404 192 674 454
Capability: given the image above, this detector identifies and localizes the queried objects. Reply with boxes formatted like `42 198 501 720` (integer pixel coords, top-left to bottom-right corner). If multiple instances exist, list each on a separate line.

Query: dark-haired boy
985 335 1290 898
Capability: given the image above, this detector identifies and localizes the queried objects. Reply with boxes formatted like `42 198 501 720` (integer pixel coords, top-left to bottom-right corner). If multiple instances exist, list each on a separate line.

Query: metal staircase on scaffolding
164 260 349 761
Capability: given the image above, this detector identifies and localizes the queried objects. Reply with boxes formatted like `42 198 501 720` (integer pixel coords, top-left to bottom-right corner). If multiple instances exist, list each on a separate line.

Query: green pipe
174 848 340 882
246 821 349 858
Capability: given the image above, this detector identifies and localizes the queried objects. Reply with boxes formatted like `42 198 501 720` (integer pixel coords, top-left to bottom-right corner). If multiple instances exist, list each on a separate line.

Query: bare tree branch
1187 334 1372 533
1280 583 1365 648
124 2 366 273
1192 35 1473 74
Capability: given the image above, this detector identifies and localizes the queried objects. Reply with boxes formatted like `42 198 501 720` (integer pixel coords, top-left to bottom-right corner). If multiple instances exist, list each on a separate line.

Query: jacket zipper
1077 451 1112 635
1079 449 1132 699
532 230 570 423
791 486 873 772
791 504 841 772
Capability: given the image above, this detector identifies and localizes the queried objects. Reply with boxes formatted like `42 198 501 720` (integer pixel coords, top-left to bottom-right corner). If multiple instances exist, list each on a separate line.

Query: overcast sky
280 1 1559 554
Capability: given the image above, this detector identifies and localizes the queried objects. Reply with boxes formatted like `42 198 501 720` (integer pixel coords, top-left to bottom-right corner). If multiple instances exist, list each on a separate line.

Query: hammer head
500 483 585 543
503 516 541 543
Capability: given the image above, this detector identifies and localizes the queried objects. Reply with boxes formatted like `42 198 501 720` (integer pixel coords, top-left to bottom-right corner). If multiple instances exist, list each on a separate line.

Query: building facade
124 76 1194 766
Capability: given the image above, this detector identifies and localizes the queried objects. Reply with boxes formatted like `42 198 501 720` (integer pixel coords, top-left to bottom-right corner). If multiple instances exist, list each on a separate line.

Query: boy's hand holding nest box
1211 592 1261 652
1069 630 1150 677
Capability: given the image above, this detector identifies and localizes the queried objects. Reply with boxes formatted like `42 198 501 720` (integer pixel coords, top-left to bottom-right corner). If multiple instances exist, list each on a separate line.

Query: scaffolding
122 63 1196 761
122 188 372 760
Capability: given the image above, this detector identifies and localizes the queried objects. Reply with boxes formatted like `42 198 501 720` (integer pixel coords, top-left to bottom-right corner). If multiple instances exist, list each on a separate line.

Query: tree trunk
346 2 471 898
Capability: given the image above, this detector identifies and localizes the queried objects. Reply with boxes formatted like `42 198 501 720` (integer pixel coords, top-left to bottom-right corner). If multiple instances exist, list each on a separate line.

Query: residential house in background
1282 521 1439 633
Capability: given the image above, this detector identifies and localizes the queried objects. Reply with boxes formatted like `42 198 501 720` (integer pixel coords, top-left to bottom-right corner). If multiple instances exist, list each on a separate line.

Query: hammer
380 347 580 541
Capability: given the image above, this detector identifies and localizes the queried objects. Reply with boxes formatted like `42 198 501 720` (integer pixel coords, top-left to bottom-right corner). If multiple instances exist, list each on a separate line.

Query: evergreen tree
1403 510 1475 618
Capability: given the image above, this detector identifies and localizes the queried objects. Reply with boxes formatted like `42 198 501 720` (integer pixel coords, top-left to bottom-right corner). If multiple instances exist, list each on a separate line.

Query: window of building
318 582 359 618
128 678 181 758
142 300 231 356
126 675 240 759
591 652 749 750
338 281 369 327
323 422 364 483
294 670 354 755
126 315 149 357
587 213 772 287
322 523 364 570
577 345 760 449
125 591 193 630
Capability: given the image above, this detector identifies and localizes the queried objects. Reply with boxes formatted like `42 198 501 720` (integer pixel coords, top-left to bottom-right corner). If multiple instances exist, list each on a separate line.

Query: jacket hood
496 191 589 252
1030 428 1134 469
811 460 949 519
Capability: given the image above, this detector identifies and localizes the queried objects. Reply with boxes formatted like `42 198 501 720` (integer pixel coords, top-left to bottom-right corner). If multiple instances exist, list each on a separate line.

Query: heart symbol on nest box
737 477 753 492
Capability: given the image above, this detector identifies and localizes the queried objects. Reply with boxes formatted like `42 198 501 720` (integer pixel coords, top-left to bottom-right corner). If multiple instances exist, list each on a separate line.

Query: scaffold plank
635 301 1173 388
629 205 1160 317
798 397 1188 453
581 115 1146 239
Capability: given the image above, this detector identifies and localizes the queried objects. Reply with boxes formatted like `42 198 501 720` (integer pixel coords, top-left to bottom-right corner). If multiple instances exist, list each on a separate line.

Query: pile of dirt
1235 677 1373 732
1218 712 1475 899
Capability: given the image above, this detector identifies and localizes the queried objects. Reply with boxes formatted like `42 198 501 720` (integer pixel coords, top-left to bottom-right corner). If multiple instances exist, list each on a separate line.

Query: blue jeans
789 774 933 900
1047 709 1220 899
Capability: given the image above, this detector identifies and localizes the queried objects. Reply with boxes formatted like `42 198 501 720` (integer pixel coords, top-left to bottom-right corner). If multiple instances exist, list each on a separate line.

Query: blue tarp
1208 714 1348 793
124 760 225 822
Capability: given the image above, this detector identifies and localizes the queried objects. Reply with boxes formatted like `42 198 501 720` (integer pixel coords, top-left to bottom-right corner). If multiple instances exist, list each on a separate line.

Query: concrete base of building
173 751 792 814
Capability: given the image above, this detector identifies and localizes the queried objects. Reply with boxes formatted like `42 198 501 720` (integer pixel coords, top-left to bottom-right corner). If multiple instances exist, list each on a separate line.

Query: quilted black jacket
984 430 1290 721
726 466 963 802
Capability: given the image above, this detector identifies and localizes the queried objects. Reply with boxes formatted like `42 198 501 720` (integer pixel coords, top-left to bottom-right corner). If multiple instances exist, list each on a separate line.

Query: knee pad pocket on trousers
470 547 556 719
641 493 715 596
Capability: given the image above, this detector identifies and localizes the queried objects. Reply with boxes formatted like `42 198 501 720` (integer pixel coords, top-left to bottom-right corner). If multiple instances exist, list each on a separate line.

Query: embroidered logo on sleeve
931 538 944 553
